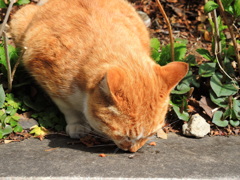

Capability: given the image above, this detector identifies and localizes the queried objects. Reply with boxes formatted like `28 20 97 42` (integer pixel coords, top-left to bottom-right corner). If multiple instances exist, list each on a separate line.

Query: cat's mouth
114 138 148 152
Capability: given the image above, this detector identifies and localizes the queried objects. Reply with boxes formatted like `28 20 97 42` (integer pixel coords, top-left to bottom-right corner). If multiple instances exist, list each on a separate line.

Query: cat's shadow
46 134 127 154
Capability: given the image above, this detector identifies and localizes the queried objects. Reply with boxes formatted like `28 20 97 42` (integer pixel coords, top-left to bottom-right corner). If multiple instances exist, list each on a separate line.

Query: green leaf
184 55 197 66
232 99 240 120
223 56 235 77
171 82 191 94
225 5 234 15
150 38 161 62
0 84 5 108
16 0 30 5
170 102 189 121
0 46 7 70
234 0 240 17
210 73 238 97
212 111 229 127
221 0 234 8
174 43 187 61
14 125 23 133
2 125 13 136
196 48 213 61
210 90 228 108
199 62 216 77
150 38 160 50
10 119 18 127
159 44 171 66
230 120 240 127
204 1 219 13
0 0 6 8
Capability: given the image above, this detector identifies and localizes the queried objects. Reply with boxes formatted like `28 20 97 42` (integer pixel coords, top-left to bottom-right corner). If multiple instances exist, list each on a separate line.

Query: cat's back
11 0 151 95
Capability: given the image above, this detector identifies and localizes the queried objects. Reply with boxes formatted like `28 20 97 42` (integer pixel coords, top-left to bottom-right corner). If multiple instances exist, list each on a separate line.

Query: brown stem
156 0 174 62
3 31 12 93
0 0 16 37
11 47 27 80
216 0 240 75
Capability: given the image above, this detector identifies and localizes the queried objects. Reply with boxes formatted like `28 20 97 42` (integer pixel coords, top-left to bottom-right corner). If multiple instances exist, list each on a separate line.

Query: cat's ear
99 67 124 97
155 62 188 90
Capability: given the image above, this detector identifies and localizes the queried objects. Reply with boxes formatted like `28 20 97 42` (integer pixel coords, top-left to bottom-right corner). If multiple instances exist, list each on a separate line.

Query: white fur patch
108 106 121 116
37 0 49 6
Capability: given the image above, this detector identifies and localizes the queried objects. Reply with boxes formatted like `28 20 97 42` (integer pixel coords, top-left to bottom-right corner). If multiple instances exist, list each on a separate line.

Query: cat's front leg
52 98 91 138
64 112 91 139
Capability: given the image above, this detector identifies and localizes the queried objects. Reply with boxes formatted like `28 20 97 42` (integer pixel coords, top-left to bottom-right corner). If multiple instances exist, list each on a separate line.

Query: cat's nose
128 138 148 152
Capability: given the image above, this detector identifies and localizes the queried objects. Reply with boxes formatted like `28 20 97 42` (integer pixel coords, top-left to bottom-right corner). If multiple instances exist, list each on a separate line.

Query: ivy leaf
0 0 6 8
170 102 189 121
196 48 213 61
230 120 240 127
234 0 240 17
204 1 219 13
174 43 187 61
1 125 13 136
212 111 229 127
14 125 23 133
232 99 240 120
221 0 234 8
150 37 160 61
210 90 228 108
0 84 5 108
16 0 30 5
210 73 238 97
150 38 160 50
199 62 216 77
171 82 191 94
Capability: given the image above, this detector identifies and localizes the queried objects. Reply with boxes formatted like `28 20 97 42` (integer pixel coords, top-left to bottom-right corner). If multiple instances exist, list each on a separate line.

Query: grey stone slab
0 133 239 179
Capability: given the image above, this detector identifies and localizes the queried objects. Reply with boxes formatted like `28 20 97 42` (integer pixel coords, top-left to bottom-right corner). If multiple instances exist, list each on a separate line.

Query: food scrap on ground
99 153 107 157
149 141 157 146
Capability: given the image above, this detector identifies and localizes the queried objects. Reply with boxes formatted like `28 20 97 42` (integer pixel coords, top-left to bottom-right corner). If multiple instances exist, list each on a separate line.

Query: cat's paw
66 124 91 139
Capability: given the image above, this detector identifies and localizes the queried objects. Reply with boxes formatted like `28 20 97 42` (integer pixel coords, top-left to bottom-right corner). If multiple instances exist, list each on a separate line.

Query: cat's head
85 62 188 152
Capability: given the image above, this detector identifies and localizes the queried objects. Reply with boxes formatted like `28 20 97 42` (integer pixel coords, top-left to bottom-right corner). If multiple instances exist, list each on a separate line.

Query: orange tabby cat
10 0 188 152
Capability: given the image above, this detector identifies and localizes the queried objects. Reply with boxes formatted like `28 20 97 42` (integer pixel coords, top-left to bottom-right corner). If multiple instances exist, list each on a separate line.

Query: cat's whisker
162 119 182 130
113 147 120 154
73 123 109 140
89 144 116 148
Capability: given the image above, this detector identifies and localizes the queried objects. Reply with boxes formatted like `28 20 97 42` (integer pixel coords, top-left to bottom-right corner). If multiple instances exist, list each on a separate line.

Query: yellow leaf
30 126 49 137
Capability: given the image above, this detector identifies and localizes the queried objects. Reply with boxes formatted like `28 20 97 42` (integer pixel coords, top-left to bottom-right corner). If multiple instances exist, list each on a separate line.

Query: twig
3 31 12 93
212 10 235 82
0 0 16 37
212 9 222 66
11 47 27 80
205 0 236 82
156 0 174 61
216 0 240 74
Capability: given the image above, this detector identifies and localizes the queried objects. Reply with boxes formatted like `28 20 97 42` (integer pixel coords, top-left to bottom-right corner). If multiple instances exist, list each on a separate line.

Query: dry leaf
204 31 212 42
199 96 216 118
45 147 60 152
157 129 168 139
4 140 18 144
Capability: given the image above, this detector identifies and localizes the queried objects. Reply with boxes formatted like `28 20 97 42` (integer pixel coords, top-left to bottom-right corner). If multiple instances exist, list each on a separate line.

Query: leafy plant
0 0 30 8
0 94 24 138
150 0 240 128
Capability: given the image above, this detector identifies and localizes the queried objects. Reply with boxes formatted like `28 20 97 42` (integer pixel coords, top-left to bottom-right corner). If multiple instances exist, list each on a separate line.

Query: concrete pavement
0 133 239 179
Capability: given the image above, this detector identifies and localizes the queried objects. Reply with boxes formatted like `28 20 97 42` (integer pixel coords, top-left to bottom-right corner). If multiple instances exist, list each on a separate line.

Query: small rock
18 118 39 130
182 114 210 138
